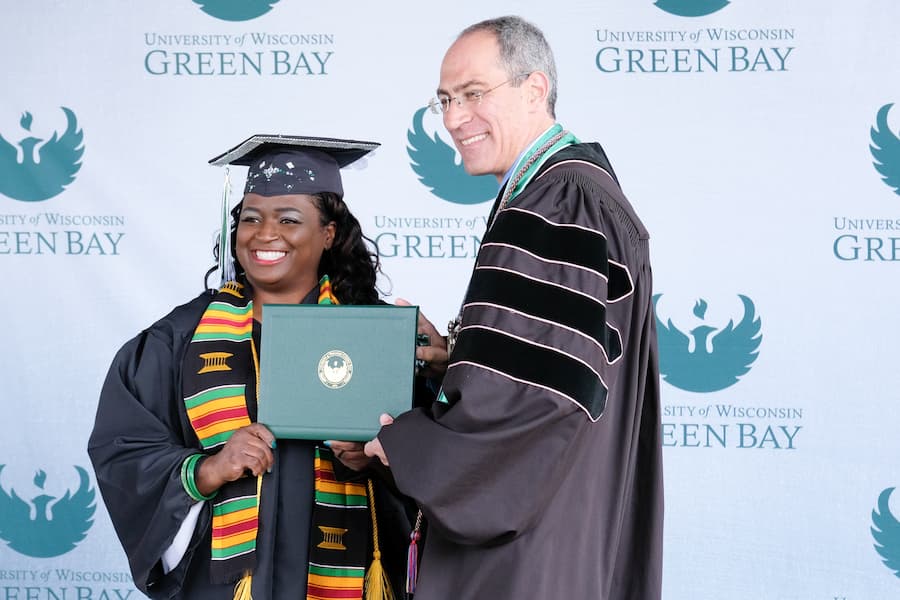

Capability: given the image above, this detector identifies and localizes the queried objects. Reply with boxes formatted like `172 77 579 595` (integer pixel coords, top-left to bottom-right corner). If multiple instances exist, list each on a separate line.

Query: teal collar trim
503 123 579 208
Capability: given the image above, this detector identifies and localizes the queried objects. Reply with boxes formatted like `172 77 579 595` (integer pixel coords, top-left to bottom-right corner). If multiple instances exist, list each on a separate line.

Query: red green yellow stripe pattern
211 495 259 560
307 563 365 599
191 300 254 342
185 384 251 448
314 452 368 507
317 277 339 305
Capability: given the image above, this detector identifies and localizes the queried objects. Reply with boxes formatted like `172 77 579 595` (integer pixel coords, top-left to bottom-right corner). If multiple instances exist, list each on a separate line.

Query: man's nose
442 99 471 132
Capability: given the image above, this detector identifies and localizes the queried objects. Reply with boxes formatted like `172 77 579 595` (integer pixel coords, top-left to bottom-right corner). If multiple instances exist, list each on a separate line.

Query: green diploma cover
258 304 418 441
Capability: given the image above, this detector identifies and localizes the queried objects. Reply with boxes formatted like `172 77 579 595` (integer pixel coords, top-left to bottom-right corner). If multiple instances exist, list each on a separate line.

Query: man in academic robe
365 16 664 599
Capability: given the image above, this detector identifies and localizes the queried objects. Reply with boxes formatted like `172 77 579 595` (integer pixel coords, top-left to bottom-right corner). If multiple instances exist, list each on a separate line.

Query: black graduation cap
209 134 379 198
207 135 379 287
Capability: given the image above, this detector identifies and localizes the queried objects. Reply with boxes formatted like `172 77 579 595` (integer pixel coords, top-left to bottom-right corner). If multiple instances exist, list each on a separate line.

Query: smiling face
438 30 554 181
235 193 335 303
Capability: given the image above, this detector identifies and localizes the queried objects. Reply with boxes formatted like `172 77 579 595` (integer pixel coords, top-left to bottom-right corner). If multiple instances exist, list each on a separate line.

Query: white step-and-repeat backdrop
2 1 899 598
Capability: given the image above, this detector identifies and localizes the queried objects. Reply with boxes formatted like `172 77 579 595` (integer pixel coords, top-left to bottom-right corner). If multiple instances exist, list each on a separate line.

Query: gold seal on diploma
317 350 353 389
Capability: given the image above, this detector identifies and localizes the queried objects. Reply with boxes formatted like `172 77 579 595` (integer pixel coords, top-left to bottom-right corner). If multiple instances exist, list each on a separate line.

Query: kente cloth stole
182 276 365 592
306 448 370 600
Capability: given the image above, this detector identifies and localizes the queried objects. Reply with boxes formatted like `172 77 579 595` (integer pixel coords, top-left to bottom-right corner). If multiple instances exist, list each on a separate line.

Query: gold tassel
364 479 395 600
233 570 252 600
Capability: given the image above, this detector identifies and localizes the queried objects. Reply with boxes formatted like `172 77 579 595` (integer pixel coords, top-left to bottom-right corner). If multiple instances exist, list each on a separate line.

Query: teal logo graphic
0 465 96 558
0 107 84 202
192 0 279 21
872 487 900 579
654 0 730 17
407 107 497 205
653 294 761 392
870 103 900 196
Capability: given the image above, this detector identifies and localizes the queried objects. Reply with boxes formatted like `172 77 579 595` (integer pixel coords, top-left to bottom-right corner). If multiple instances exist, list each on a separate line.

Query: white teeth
255 250 286 261
460 133 487 146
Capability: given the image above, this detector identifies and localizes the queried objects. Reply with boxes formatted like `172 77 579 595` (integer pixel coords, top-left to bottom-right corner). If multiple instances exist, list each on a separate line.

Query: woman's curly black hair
206 192 382 305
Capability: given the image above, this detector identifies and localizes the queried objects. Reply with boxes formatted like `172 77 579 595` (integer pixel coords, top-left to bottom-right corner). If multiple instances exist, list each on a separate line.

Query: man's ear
524 71 551 112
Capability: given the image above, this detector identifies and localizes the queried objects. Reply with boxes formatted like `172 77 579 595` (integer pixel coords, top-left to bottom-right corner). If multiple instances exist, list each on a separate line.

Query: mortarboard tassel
219 168 235 287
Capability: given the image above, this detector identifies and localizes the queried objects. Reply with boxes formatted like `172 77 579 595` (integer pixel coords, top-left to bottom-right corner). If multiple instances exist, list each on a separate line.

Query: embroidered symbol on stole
317 526 349 550
198 352 234 374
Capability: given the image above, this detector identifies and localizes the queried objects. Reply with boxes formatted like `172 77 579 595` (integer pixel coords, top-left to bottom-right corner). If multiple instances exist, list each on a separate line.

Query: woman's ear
324 221 337 250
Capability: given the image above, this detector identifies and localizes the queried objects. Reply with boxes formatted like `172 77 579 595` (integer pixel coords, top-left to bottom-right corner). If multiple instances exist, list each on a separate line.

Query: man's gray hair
459 15 558 118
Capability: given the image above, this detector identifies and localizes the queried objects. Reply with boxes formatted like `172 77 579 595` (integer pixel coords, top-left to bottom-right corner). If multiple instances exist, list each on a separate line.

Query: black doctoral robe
380 143 664 599
88 289 413 599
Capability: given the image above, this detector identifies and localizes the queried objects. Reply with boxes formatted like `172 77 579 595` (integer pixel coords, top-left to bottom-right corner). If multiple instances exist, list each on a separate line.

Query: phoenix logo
406 107 497 205
0 107 84 202
872 487 900 579
654 0 730 17
653 294 762 393
870 103 900 196
0 465 95 558
192 0 279 22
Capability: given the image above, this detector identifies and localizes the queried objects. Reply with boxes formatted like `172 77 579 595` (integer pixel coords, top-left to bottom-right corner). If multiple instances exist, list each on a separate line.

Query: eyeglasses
427 72 531 115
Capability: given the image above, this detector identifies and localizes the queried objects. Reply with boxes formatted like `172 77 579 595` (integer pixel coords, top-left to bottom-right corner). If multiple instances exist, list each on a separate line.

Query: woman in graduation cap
88 137 416 600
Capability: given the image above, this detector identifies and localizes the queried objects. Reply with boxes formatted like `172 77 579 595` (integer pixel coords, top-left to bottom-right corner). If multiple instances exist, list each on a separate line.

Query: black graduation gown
88 289 413 599
379 143 664 599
